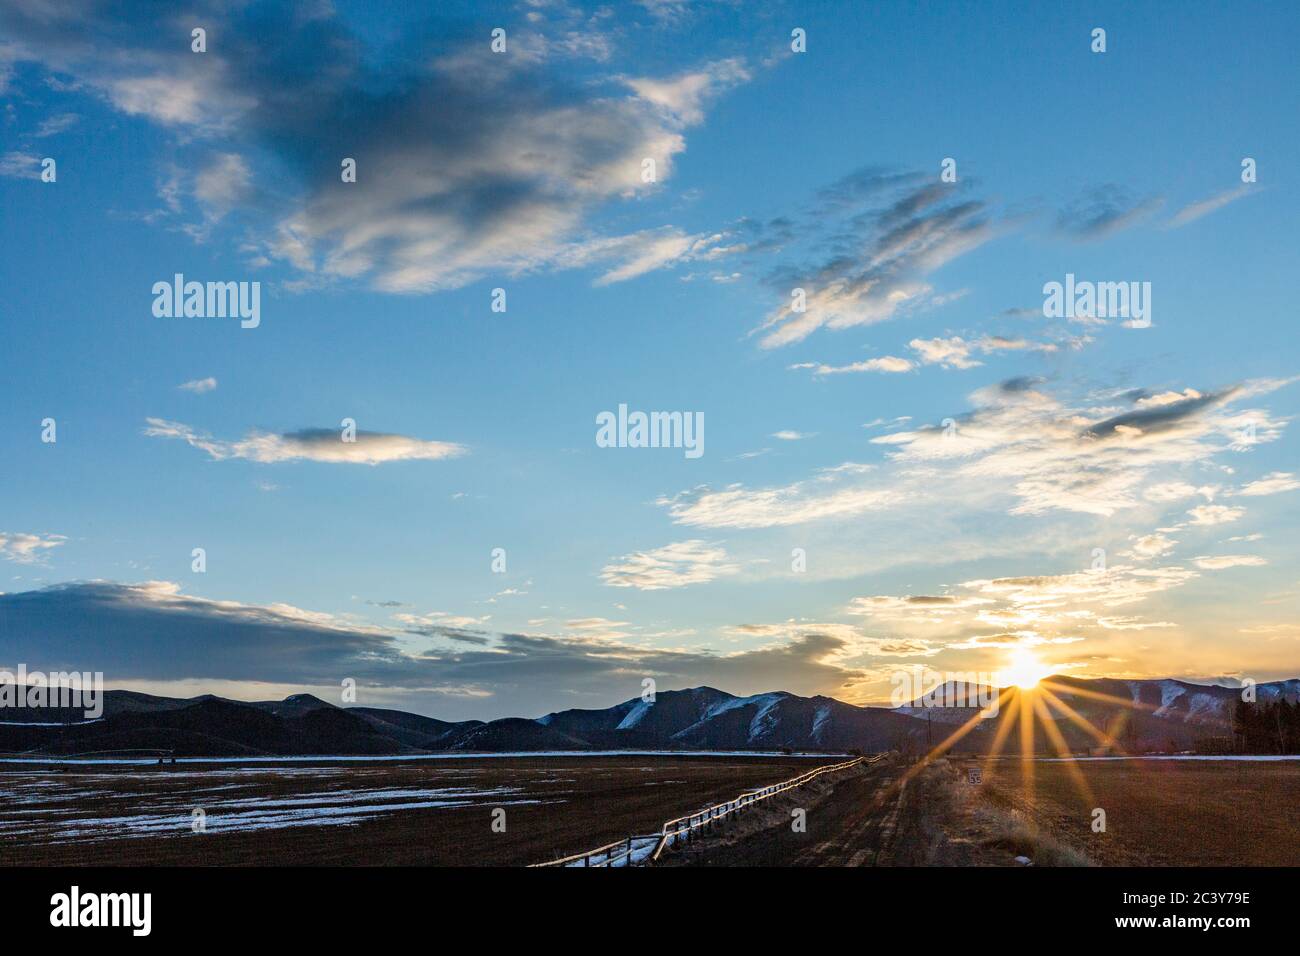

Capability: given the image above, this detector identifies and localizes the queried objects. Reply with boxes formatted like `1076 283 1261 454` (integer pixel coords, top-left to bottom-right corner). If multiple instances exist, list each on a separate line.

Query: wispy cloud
394 611 492 645
177 376 218 394
143 419 465 465
0 531 67 564
0 4 751 293
662 376 1291 531
1056 184 1163 240
1186 504 1244 526
1236 472 1300 497
34 111 78 136
0 151 40 179
1166 185 1255 228
600 539 739 590
1127 532 1178 560
793 333 1069 377
1192 554 1266 570
661 463 896 529
844 562 1195 660
790 356 914 375
908 334 1058 369
873 378 1287 518
753 176 1000 348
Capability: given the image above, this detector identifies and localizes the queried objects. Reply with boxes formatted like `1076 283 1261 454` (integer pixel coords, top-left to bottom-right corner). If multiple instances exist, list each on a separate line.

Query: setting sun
999 649 1054 689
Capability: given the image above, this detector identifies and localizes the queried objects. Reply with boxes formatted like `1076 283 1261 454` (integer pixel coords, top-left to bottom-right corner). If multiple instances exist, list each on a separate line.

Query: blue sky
1 0 1297 720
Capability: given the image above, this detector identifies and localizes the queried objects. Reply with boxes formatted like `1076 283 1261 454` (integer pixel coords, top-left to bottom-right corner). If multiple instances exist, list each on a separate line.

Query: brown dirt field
658 756 1300 867
957 757 1300 866
0 755 840 866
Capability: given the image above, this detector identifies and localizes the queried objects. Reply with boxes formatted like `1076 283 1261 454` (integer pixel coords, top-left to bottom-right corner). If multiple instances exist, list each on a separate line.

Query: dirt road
661 755 928 866
662 755 1300 867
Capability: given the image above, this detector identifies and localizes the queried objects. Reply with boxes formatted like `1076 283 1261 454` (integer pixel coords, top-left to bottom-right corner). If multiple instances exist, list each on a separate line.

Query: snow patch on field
0 749 838 766
0 777 560 842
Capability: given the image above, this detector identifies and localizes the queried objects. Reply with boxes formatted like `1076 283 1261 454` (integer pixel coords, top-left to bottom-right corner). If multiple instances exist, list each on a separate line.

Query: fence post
626 834 633 865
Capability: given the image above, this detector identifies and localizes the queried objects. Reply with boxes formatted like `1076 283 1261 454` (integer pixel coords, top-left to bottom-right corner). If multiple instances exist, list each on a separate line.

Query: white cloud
260 57 751 293
177 377 218 394
909 336 981 369
1144 481 1207 502
1186 504 1244 526
843 563 1196 656
2 8 749 294
143 419 465 465
754 182 1000 348
107 71 255 130
0 151 41 179
658 379 1291 532
790 356 914 375
1166 185 1254 228
907 335 1058 370
0 532 67 565
872 379 1288 518
600 540 739 590
624 59 750 125
1193 554 1267 570
1128 532 1177 559
660 464 896 530
965 565 1197 611
193 152 251 223
572 228 731 286
1095 616 1176 631
1237 472 1300 497
34 112 79 136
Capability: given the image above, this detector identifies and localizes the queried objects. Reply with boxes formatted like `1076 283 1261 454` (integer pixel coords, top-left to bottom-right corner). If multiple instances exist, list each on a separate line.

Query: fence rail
0 748 177 760
531 753 882 867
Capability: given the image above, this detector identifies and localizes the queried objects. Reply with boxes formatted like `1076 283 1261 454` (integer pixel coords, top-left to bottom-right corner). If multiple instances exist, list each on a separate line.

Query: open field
3 753 1294 867
962 757 1300 866
0 754 836 866
660 756 1300 867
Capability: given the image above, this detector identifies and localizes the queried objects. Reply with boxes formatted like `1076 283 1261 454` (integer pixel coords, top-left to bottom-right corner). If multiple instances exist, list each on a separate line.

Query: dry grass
959 757 1300 866
0 755 835 866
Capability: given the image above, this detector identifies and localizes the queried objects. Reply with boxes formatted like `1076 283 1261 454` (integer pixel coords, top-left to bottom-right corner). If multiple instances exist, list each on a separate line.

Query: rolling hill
0 677 1293 758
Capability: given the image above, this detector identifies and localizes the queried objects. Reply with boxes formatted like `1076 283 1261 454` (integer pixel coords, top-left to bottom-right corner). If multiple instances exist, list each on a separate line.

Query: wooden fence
530 753 882 867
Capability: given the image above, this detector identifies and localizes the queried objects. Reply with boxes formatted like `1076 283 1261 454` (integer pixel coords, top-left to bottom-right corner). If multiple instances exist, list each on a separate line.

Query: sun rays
894 660 1163 807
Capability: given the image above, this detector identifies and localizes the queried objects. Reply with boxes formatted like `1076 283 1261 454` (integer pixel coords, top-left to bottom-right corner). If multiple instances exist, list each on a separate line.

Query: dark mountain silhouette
0 677 1293 758
898 675 1300 752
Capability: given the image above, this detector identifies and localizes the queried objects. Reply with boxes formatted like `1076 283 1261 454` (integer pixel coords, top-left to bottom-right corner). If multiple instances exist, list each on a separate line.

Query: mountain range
1 677 1296 758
